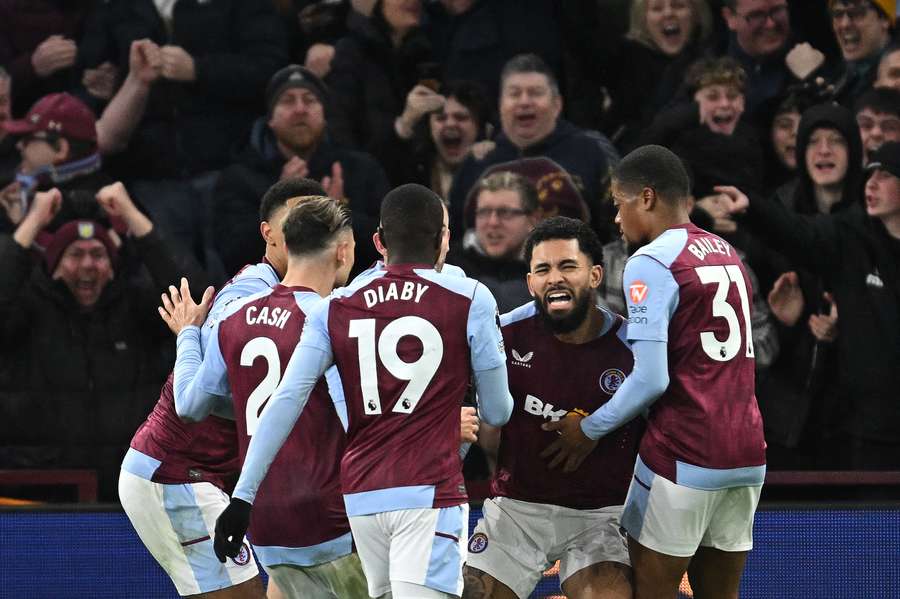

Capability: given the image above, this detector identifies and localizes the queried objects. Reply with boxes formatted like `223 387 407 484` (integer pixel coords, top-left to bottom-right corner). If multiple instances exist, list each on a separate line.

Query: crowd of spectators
0 0 898 500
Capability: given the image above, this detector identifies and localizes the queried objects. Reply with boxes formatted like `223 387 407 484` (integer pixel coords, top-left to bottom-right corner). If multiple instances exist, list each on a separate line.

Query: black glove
213 498 252 563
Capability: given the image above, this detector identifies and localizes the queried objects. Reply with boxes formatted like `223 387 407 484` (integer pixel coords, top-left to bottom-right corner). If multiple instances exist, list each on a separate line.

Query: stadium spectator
78 0 288 273
827 0 895 104
447 171 540 313
760 93 803 192
213 65 388 277
581 0 715 148
721 0 798 118
875 44 900 89
425 0 563 106
854 87 900 162
449 54 618 242
0 0 113 114
722 140 900 472
0 93 114 232
388 79 490 196
0 183 204 501
752 102 864 468
325 0 433 161
638 57 765 199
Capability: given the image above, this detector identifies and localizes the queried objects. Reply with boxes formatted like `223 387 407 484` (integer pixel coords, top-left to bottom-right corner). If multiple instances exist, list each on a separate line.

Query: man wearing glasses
449 170 540 313
722 0 794 117
829 0 895 102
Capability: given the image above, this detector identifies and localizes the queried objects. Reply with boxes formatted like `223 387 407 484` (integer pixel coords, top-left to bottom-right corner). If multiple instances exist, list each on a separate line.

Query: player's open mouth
545 290 573 310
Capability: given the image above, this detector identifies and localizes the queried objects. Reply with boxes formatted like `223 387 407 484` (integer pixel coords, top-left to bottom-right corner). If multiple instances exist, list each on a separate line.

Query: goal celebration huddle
120 145 765 599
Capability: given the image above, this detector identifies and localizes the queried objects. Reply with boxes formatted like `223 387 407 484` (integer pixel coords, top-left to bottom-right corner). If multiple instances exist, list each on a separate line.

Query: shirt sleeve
473 365 513 427
173 325 230 422
580 339 669 440
232 303 334 504
622 254 679 342
468 283 507 372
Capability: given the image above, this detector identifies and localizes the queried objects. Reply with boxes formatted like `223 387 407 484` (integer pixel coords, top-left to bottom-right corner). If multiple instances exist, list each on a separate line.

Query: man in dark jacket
0 183 204 501
722 141 900 473
448 54 617 243
213 65 389 276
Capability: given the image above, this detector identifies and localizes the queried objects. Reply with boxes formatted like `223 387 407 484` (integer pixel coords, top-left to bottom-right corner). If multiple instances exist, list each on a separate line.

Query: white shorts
621 457 762 558
265 552 369 599
348 504 469 598
118 469 258 596
466 497 630 599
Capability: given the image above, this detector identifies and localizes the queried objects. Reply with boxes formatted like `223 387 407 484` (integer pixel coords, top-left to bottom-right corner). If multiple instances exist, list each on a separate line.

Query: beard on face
534 286 594 335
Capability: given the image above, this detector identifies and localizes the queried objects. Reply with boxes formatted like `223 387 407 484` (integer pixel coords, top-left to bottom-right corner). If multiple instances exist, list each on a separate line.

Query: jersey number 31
695 265 754 362
349 316 443 415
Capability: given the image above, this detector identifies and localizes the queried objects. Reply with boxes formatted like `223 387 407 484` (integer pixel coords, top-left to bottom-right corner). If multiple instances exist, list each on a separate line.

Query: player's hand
280 156 309 181
213 498 252 563
158 277 214 335
322 162 345 202
160 45 196 82
767 271 804 327
459 406 479 444
713 185 750 215
539 413 598 473
808 292 838 343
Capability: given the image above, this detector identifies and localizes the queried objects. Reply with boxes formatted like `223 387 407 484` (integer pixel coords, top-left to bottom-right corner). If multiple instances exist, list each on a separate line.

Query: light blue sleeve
622 254 679 342
232 303 334 504
468 283 506 372
473 365 513 427
580 339 669 440
173 325 231 423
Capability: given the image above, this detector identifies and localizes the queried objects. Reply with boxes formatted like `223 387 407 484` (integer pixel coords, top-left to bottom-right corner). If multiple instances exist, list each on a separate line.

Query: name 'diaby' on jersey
363 282 429 308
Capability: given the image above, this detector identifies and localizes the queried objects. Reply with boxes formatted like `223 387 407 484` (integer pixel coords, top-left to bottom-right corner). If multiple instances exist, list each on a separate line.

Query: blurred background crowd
0 0 898 502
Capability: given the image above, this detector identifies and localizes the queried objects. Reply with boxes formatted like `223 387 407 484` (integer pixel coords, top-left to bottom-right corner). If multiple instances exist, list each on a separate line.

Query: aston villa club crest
468 532 488 554
599 368 626 394
232 542 251 566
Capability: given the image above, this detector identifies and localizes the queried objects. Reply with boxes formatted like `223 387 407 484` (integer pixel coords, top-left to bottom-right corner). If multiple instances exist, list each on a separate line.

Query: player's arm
172 322 232 422
468 283 513 427
580 255 677 439
214 302 334 563
542 255 676 472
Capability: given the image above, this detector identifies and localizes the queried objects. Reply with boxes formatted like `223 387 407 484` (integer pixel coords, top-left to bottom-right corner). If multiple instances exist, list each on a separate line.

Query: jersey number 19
349 316 444 415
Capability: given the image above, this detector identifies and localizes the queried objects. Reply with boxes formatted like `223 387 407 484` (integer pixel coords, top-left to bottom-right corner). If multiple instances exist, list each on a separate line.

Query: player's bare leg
686 546 747 599
461 566 518 599
187 576 266 599
562 561 633 599
266 576 285 599
627 537 691 599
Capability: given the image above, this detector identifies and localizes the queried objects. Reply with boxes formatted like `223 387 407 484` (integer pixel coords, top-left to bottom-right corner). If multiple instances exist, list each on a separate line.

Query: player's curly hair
282 195 352 257
378 184 444 260
524 216 604 267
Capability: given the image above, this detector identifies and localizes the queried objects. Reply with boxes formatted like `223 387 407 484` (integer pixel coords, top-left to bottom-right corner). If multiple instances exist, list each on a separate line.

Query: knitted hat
265 65 328 116
43 220 117 274
829 0 896 27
